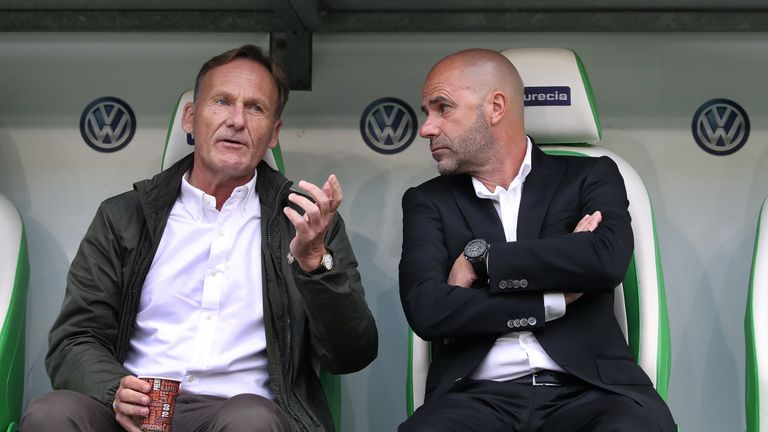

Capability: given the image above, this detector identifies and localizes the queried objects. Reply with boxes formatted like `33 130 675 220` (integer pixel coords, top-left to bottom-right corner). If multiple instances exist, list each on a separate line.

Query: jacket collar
447 142 565 242
449 177 506 243
516 144 566 240
133 153 290 238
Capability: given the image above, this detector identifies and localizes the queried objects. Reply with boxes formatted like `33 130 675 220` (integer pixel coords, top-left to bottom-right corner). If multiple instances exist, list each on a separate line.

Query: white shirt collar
472 136 533 199
180 170 258 221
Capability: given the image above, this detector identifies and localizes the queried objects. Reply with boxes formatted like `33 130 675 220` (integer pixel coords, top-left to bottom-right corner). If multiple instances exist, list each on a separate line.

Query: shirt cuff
544 292 566 322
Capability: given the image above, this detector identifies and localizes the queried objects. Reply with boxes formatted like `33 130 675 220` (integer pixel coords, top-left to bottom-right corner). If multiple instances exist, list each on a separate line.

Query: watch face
322 253 334 271
464 239 487 260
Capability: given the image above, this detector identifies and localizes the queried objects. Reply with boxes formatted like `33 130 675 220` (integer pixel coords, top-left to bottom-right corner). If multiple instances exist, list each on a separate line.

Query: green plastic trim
318 368 341 431
0 227 29 432
651 206 672 400
272 143 286 175
161 92 187 171
573 50 602 140
746 203 764 432
540 148 592 157
622 256 641 360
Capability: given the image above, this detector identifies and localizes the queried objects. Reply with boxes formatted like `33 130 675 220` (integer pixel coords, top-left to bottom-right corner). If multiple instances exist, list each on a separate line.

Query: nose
226 103 245 130
419 114 439 139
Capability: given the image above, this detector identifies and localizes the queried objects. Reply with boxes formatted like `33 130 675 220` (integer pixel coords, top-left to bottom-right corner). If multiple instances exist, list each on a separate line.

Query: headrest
500 48 601 144
161 90 283 173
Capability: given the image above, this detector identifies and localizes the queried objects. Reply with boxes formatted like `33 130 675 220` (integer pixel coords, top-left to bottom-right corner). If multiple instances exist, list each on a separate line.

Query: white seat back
746 197 768 432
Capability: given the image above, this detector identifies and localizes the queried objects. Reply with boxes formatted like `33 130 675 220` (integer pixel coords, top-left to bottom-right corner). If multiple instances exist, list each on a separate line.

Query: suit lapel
448 175 506 243
517 145 566 241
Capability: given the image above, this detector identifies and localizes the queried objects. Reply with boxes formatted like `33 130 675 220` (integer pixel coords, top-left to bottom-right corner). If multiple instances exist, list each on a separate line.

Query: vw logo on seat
360 97 417 154
79 96 136 153
691 98 750 156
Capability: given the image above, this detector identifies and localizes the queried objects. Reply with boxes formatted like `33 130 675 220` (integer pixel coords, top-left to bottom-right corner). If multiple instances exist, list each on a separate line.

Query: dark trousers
21 389 290 432
399 378 675 432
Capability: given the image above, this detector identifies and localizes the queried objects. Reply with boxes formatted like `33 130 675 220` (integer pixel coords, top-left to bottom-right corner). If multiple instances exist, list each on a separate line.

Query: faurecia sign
524 86 571 107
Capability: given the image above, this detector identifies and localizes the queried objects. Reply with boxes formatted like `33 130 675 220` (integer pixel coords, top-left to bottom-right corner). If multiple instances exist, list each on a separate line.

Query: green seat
406 48 672 415
0 194 29 432
163 90 340 430
746 197 768 432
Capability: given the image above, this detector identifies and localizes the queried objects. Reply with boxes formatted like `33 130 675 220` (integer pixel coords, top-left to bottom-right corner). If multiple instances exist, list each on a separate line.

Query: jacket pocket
595 357 653 386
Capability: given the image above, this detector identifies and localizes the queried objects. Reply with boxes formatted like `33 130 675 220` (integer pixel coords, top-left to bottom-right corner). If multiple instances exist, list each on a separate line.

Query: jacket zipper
267 180 312 432
116 241 150 362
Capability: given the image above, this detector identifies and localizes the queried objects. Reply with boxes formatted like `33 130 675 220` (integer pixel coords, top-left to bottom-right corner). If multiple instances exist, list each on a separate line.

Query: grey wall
1 32 767 431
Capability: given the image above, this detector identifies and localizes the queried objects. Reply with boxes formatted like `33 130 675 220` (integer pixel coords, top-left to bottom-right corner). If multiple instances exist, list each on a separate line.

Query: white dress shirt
123 170 272 399
471 138 568 381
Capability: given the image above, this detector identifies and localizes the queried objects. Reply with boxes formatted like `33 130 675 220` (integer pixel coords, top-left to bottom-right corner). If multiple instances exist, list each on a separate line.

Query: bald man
398 49 675 431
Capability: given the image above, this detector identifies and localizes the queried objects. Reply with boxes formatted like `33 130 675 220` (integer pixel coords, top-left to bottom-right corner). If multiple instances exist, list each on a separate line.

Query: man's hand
283 175 343 272
113 375 151 432
448 254 476 288
574 211 602 233
565 211 603 304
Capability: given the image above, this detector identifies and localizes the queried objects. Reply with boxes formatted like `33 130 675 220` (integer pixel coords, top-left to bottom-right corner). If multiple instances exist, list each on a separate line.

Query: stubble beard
435 109 496 176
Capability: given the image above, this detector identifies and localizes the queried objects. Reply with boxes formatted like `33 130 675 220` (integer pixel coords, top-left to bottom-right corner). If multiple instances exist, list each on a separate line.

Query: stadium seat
0 194 29 432
745 197 768 432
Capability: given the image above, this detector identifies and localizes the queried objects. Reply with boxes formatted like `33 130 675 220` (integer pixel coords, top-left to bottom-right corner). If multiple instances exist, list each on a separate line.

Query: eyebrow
422 95 450 114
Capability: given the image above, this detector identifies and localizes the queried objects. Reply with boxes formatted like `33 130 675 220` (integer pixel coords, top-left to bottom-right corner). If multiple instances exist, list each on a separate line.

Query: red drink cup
137 376 181 432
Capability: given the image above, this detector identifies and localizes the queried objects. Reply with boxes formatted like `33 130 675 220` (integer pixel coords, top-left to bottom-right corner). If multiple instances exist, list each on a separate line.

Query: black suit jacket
399 145 672 421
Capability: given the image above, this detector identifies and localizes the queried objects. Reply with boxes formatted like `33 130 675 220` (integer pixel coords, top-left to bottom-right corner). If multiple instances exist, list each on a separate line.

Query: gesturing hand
113 375 151 432
283 174 343 272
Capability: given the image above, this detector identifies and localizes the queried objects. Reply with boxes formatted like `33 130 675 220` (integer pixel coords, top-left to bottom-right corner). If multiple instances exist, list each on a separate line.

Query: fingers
284 175 343 271
113 376 151 426
564 292 584 305
297 175 343 214
326 174 344 205
573 211 602 233
447 254 476 288
287 193 322 226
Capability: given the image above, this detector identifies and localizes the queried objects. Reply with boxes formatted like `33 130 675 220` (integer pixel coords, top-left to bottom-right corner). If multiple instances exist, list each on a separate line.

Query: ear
181 102 195 134
268 119 283 149
488 91 507 126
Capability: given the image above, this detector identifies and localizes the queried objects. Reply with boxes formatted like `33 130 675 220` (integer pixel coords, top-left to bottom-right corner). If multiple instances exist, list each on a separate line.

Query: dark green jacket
46 154 378 431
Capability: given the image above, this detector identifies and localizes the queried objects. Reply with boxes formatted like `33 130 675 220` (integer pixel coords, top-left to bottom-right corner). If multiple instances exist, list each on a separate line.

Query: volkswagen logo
360 97 417 154
691 98 750 156
79 96 136 153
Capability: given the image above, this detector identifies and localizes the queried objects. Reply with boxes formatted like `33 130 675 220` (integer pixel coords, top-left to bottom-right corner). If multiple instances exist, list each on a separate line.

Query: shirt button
205 313 213 320
209 270 218 276
217 230 224 237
